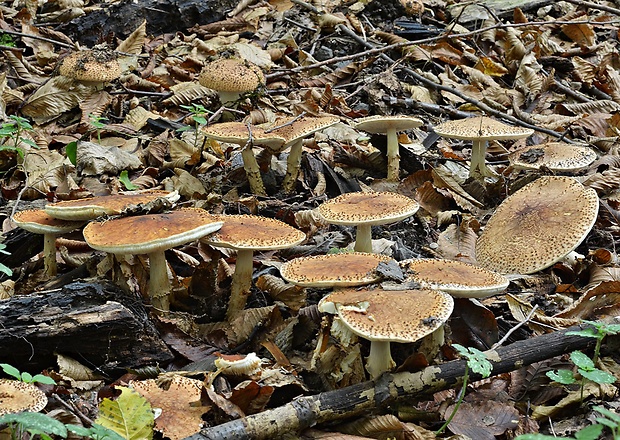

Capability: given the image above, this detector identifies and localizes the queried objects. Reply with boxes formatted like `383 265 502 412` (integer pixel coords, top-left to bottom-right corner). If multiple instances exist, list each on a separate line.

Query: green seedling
0 115 38 159
0 242 12 277
515 406 619 440
0 412 125 440
177 104 210 151
119 170 138 190
567 321 620 363
88 113 108 144
0 363 56 385
0 32 15 47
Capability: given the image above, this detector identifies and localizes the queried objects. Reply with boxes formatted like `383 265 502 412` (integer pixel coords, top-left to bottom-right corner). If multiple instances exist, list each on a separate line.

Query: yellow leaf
96 386 154 440
475 57 509 76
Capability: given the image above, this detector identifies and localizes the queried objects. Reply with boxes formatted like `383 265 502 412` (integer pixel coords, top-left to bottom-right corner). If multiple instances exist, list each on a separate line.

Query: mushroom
509 142 597 173
12 210 85 277
83 208 224 313
318 191 420 253
0 379 48 416
401 258 509 298
353 115 424 181
433 116 534 179
476 176 599 274
198 58 265 104
280 252 392 288
319 288 454 378
201 214 306 320
57 49 122 86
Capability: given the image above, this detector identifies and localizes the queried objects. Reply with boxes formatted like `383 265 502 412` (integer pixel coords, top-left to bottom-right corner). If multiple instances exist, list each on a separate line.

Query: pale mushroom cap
202 122 285 149
57 50 122 82
0 380 48 415
433 116 534 141
401 258 509 298
476 176 599 274
83 208 224 254
198 58 265 94
45 191 178 221
12 209 85 234
202 214 306 251
280 252 392 287
269 116 339 147
353 115 424 133
318 192 420 226
319 288 454 343
509 142 597 172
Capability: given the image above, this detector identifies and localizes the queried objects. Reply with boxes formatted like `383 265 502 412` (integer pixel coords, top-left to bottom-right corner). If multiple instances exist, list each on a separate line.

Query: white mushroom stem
218 91 241 105
366 340 396 379
241 146 267 196
354 224 373 253
148 251 171 313
227 248 254 320
469 140 497 179
386 127 400 181
43 233 57 277
282 139 303 193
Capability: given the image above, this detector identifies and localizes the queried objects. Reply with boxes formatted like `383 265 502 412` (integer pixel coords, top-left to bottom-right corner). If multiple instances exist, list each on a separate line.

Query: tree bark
185 324 595 440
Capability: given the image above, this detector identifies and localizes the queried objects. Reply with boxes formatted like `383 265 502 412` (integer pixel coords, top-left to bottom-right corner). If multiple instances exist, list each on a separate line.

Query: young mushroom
198 58 265 104
509 142 597 173
318 191 420 253
353 115 424 181
57 49 122 87
433 116 534 179
83 208 224 313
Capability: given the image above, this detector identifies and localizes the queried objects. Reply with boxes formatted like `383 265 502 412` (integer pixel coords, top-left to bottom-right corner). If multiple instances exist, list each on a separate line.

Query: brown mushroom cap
353 115 423 133
318 192 420 226
433 116 534 141
57 49 122 82
12 210 84 234
509 142 597 172
0 380 48 415
269 115 339 148
45 191 178 221
476 176 599 274
198 58 265 95
401 258 509 298
83 208 224 254
201 122 285 150
280 252 392 287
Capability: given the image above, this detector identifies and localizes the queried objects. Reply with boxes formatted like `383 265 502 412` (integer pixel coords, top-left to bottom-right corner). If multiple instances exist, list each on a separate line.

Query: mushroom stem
148 251 171 314
218 91 241 105
386 126 400 181
366 340 396 379
469 140 497 179
282 139 303 193
227 248 254 320
354 224 373 253
43 233 57 277
241 146 267 196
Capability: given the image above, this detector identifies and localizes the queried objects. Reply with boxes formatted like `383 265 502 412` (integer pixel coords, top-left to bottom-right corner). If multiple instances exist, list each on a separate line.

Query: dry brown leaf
446 400 519 439
555 281 620 319
505 294 579 333
561 20 596 46
434 223 477 263
22 76 94 123
117 20 147 55
79 91 113 126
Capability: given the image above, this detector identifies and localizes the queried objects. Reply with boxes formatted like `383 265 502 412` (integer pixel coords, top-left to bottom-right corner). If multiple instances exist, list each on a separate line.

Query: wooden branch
185 324 595 440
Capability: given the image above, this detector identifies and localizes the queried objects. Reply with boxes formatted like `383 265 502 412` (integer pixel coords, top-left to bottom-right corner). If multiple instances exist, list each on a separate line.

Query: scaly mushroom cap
269 115 339 148
198 58 265 94
319 288 454 343
202 214 306 250
509 142 597 172
318 192 420 226
353 115 423 133
12 210 85 234
201 122 285 149
45 191 178 221
433 116 534 141
476 176 599 274
57 49 122 82
0 380 48 415
280 252 392 287
83 208 224 254
401 258 509 298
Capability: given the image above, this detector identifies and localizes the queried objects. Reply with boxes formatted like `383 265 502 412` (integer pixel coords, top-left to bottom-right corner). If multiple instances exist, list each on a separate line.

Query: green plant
0 363 56 385
567 321 620 363
0 32 15 47
0 115 38 159
88 113 108 144
177 104 210 150
435 344 493 435
0 242 13 277
119 170 138 190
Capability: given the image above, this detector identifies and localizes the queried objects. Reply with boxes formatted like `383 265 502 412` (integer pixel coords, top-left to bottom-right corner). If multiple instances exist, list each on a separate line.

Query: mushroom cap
0 379 48 415
83 208 224 254
269 116 339 148
401 258 509 298
12 209 85 234
45 191 178 221
318 192 420 226
280 252 392 287
509 142 597 172
476 176 599 274
201 122 285 149
57 49 122 82
202 214 306 251
198 58 265 94
433 116 534 141
353 115 423 133
319 288 454 343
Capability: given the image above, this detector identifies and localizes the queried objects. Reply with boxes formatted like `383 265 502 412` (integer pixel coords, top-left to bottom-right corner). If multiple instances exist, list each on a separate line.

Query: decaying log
0 280 174 373
186 324 595 440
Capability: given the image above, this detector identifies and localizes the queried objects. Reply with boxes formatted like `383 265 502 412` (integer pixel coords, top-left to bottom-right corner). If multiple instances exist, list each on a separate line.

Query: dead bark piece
185 325 595 440
0 280 174 373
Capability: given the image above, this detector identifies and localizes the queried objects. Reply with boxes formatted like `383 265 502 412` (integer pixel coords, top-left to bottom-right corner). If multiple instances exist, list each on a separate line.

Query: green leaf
546 369 576 384
0 412 68 438
579 368 616 384
119 171 138 191
31 374 56 385
193 116 207 126
20 138 39 149
574 423 604 440
65 141 77 166
1 363 22 380
67 423 126 440
96 386 154 440
21 372 33 383
0 262 12 277
452 344 493 378
513 434 559 440
567 328 600 339
593 406 620 423
571 351 595 370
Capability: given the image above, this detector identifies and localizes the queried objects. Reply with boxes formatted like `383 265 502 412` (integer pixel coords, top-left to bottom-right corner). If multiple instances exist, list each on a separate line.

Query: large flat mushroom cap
12 209 85 234
269 116 339 147
57 49 122 82
0 379 48 415
318 192 420 226
401 258 509 298
433 116 534 141
198 58 265 94
509 142 597 172
83 208 224 254
45 191 178 221
319 288 454 343
202 122 285 150
280 252 392 287
354 115 423 133
202 214 306 251
476 176 599 274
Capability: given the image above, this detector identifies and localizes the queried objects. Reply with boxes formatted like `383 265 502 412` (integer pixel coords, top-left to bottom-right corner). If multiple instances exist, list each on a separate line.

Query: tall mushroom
433 116 534 179
83 208 224 313
198 58 265 104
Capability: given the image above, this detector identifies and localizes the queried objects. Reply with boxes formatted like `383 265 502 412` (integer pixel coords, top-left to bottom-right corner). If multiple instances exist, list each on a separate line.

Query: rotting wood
185 324 595 440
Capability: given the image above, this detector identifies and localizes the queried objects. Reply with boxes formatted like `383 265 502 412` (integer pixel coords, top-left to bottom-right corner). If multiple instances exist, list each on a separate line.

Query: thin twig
562 0 620 15
491 305 539 350
1 29 75 49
